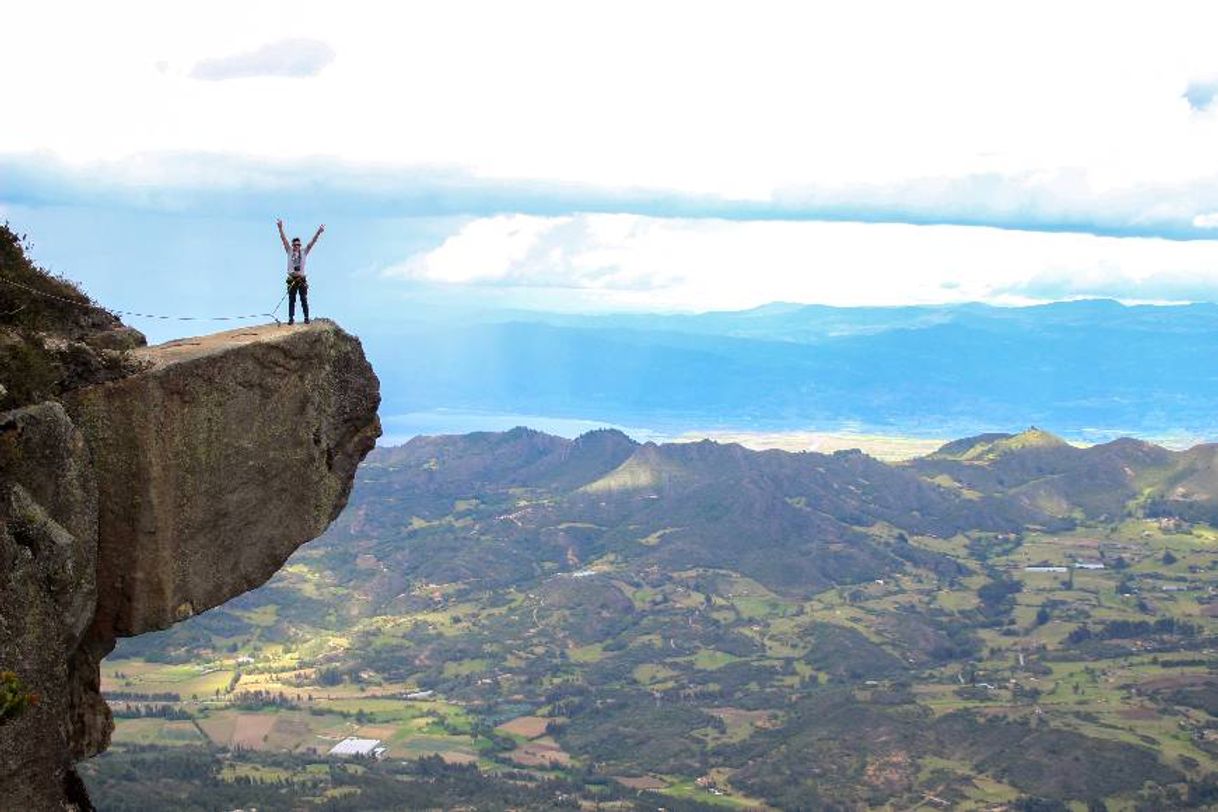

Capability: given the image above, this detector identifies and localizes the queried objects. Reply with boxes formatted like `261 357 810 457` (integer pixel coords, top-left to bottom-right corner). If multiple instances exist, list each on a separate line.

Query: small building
1074 562 1105 570
328 737 386 759
1024 566 1068 573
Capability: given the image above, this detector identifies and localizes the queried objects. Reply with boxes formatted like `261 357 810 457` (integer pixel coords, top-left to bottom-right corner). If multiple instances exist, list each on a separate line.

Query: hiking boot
304 317 310 324
288 319 294 326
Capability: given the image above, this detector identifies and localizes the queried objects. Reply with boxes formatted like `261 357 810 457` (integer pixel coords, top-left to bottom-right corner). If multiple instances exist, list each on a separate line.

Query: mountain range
94 426 1218 809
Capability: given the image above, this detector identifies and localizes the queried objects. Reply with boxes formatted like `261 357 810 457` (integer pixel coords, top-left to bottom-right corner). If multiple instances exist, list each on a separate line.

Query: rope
268 288 289 321
0 273 284 324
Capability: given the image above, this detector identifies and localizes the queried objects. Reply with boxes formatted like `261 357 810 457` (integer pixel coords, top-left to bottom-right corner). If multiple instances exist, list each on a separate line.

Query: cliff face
0 320 380 809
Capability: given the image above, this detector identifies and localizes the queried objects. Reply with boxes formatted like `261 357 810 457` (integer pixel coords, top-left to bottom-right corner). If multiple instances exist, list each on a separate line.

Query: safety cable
0 273 286 324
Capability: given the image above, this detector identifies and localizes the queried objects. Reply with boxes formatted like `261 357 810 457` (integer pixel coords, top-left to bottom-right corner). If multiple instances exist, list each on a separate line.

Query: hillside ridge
107 421 1218 808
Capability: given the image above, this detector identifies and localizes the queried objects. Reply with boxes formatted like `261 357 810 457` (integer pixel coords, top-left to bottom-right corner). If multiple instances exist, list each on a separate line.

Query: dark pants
288 275 309 322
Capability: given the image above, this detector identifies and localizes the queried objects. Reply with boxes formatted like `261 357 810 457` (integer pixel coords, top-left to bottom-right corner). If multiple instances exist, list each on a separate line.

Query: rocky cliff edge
0 320 381 809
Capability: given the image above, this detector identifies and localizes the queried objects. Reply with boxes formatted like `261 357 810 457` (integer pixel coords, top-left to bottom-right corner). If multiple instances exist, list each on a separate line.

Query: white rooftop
328 737 383 757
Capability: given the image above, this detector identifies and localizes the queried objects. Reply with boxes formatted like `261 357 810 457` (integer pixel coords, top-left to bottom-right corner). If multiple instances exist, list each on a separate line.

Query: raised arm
277 218 290 252
305 224 325 255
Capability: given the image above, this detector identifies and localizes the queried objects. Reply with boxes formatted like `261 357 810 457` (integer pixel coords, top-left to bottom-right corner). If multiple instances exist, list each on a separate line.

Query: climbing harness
0 273 291 325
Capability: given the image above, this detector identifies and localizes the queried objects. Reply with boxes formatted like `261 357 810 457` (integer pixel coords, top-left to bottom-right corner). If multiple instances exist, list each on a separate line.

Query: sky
7 1 1218 331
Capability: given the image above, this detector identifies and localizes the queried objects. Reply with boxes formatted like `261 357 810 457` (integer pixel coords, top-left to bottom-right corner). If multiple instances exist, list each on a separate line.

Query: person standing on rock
277 219 325 325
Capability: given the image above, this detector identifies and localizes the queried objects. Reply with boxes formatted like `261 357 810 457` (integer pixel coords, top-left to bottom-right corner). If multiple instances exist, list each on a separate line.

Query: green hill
88 427 1218 810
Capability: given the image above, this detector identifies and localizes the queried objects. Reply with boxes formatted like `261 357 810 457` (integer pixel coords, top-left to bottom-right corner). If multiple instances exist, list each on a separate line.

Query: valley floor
82 427 1218 810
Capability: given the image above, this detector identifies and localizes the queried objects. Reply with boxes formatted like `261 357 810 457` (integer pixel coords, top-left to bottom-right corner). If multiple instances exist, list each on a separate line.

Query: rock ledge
0 319 380 809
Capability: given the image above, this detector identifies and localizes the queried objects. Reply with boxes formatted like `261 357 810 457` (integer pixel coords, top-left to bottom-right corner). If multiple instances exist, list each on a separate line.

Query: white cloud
189 38 334 80
404 215 571 284
390 214 1218 310
4 1 1218 200
1185 77 1218 111
1192 212 1218 228
398 214 685 290
10 0 1218 293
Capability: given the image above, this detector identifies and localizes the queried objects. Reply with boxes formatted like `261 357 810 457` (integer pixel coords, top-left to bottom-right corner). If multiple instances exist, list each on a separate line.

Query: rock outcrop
0 320 380 809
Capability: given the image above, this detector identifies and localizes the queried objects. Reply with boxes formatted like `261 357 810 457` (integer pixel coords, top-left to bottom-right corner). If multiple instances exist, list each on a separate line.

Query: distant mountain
172 426 1218 616
366 299 1218 438
347 428 1056 598
913 427 1218 522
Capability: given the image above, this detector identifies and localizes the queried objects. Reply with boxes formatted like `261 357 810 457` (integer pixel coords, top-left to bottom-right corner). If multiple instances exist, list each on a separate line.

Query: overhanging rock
0 319 380 809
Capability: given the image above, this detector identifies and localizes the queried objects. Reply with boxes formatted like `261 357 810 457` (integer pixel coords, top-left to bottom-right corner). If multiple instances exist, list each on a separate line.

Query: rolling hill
85 427 1218 809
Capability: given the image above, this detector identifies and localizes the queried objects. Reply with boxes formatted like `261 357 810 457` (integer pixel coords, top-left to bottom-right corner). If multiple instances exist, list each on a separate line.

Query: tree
317 667 343 687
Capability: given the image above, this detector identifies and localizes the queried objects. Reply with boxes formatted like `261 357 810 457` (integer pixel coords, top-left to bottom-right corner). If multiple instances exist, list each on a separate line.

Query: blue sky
8 1 1218 340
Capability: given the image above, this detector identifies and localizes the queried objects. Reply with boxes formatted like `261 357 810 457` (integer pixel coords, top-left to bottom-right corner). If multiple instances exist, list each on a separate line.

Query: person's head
291 237 302 251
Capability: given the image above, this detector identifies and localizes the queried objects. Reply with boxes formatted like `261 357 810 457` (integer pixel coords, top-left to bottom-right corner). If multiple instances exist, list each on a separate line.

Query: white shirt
286 244 311 276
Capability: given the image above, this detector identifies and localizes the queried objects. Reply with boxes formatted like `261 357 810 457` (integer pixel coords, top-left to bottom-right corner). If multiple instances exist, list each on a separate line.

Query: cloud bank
190 38 334 80
9 153 1218 242
389 214 1218 310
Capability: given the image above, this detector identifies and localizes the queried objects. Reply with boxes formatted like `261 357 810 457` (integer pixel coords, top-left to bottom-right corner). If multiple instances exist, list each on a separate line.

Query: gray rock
0 403 98 809
0 320 380 809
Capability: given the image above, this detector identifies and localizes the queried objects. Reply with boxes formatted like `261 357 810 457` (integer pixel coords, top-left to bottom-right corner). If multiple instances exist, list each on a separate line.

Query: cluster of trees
105 690 180 702
315 665 346 686
83 746 721 811
229 690 299 711
110 703 192 720
977 576 1023 620
1067 618 1201 645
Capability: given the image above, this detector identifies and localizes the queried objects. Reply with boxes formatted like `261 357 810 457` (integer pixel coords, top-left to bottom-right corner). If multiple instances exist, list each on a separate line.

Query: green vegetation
0 224 139 410
89 427 1218 809
80 747 723 811
0 670 36 724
